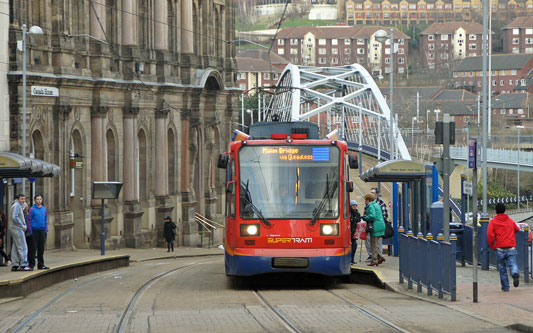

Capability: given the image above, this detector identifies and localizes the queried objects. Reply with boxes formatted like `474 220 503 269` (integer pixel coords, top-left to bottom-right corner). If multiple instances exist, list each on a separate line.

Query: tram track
7 257 217 333
325 289 409 333
252 286 410 333
253 289 302 333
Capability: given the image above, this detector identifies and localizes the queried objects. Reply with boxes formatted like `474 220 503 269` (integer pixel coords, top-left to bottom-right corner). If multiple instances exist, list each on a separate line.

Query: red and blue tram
218 122 358 276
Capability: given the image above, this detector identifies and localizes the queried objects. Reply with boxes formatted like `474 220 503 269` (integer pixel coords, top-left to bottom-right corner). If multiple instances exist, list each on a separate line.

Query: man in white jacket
8 194 31 271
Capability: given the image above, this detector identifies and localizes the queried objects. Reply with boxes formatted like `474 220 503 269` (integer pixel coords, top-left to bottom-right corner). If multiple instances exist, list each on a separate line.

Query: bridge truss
265 64 410 161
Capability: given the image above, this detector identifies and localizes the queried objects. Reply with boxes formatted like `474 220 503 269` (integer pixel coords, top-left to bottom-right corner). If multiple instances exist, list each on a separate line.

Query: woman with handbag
363 193 385 266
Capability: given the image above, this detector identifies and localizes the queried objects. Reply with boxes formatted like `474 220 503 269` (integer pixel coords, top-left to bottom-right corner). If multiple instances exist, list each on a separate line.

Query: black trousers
26 234 35 268
32 230 47 268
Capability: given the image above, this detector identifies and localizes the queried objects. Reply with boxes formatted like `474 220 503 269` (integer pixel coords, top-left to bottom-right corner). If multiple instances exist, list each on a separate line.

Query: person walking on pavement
487 203 521 291
349 200 361 264
363 193 385 266
364 188 387 262
163 216 177 252
9 194 31 271
28 195 49 270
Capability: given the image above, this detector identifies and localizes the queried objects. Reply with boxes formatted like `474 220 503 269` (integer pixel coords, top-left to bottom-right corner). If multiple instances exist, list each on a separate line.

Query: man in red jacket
487 203 520 291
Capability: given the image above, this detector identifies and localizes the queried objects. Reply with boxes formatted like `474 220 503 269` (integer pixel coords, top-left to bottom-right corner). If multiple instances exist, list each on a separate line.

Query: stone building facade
6 0 238 249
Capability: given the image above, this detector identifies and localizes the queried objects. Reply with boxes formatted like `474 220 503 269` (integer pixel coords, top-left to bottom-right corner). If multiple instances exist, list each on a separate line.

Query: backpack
383 222 394 239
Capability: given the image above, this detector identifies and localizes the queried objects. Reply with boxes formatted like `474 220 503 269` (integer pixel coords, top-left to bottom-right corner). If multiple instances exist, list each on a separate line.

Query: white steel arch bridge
264 63 411 161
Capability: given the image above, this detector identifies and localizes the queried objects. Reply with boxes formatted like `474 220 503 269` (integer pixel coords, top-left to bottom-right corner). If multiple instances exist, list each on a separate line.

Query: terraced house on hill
338 0 533 26
419 21 489 70
273 26 409 76
503 17 533 54
452 54 533 94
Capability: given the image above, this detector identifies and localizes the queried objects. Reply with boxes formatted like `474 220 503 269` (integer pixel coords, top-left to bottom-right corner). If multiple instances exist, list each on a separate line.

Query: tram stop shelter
360 160 428 255
0 152 62 207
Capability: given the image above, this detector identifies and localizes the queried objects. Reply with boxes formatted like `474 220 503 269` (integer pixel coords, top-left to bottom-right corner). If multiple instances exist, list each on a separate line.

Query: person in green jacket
364 193 385 266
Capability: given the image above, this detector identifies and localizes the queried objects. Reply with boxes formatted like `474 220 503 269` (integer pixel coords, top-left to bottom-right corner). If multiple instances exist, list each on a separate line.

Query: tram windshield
238 145 340 219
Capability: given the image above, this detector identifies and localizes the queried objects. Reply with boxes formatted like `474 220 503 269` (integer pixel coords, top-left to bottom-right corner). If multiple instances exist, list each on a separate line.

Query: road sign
468 139 477 169
31 86 59 97
463 181 472 195
435 158 456 177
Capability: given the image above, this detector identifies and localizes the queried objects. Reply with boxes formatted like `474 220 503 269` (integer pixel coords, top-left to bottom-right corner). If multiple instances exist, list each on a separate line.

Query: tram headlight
320 223 339 236
240 224 260 236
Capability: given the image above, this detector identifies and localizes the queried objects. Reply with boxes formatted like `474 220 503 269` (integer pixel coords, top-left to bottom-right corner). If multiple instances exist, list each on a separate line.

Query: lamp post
426 109 430 134
19 24 43 194
411 117 417 152
375 28 394 160
517 125 524 212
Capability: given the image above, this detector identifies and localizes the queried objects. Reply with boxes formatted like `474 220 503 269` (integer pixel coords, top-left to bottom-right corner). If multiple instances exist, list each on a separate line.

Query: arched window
106 129 117 181
31 130 45 197
137 129 147 200
168 127 176 194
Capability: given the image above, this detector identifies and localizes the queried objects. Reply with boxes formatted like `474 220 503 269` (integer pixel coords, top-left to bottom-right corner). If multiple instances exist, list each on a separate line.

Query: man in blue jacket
28 195 49 270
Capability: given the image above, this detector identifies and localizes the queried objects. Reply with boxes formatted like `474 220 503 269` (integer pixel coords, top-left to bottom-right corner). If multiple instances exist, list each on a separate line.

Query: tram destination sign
31 86 59 97
260 146 331 162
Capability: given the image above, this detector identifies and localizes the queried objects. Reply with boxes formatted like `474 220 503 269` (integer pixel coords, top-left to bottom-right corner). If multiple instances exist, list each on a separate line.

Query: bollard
437 233 444 241
430 201 444 238
407 230 414 237
479 214 490 270
426 233 434 240
398 226 405 234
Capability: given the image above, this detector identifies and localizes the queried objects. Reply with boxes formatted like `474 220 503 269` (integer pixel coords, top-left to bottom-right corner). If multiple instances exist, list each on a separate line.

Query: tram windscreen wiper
310 176 338 226
240 180 271 226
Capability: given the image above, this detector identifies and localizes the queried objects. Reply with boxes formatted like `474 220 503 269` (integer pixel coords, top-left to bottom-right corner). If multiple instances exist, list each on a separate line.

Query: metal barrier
462 223 530 283
399 231 457 301
194 213 224 249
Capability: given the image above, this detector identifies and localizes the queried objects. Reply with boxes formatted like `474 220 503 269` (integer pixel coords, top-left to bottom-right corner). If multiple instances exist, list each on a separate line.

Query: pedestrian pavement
1 245 532 331
352 247 533 331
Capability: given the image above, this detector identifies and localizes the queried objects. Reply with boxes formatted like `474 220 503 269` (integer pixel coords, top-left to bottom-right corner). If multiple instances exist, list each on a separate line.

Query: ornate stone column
181 0 193 54
122 0 137 46
90 106 114 250
180 115 198 246
53 105 75 249
90 0 106 40
155 109 173 246
154 0 168 51
123 107 145 248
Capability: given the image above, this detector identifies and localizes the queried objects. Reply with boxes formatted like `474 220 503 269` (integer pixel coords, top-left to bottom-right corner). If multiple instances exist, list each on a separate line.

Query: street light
517 125 524 212
375 28 394 160
18 24 43 194
411 117 417 153
426 109 430 134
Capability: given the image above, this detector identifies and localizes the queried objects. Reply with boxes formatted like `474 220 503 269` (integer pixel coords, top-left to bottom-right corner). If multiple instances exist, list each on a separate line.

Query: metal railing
462 223 530 282
399 230 457 301
194 213 224 248
449 146 533 171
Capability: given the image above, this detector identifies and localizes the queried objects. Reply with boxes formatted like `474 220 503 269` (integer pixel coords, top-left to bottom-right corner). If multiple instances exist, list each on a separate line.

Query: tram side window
344 156 349 219
230 160 236 219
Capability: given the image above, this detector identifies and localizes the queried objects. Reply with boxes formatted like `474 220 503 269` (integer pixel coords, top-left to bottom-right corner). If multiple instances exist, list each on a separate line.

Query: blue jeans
496 248 519 291
351 239 358 263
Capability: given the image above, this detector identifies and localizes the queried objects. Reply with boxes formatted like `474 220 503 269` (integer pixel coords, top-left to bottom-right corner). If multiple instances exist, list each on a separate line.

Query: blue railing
399 231 457 300
460 223 529 282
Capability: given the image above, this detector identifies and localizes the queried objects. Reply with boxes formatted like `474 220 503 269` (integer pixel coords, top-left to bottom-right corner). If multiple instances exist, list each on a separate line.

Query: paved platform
352 249 533 331
1 246 532 331
0 247 224 299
